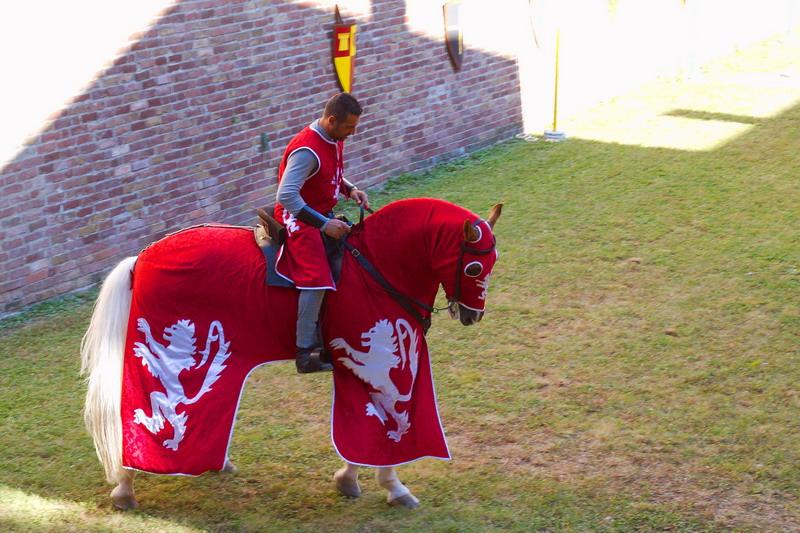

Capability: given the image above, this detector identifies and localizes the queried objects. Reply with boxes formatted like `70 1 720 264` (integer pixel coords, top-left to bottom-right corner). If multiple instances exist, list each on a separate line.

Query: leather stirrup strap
256 208 286 246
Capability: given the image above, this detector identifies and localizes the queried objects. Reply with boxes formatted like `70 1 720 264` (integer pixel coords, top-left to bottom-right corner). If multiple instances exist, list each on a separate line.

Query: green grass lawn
2 33 799 532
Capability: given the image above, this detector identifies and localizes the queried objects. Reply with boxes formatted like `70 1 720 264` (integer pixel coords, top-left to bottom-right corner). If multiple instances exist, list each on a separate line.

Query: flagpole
544 27 566 141
552 29 560 131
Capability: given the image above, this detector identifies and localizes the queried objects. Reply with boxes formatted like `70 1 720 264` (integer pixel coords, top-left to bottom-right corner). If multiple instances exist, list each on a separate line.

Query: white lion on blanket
132 318 230 450
330 318 419 442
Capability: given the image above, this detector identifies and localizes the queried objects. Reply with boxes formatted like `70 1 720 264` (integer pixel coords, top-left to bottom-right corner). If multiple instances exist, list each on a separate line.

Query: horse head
441 203 502 326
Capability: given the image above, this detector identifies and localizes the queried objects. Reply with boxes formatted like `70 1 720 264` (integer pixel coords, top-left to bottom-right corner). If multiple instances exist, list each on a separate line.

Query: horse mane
357 198 476 239
361 198 474 224
345 198 483 298
355 197 478 255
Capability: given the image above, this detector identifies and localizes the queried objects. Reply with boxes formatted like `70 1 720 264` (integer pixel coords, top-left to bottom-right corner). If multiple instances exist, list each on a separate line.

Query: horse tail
80 256 137 484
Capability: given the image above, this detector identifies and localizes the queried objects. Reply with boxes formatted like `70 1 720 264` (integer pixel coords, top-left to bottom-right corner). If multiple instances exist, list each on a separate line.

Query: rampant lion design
330 319 419 442
132 318 231 451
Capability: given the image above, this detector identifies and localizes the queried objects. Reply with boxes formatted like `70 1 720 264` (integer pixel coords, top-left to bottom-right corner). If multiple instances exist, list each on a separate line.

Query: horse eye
464 261 483 277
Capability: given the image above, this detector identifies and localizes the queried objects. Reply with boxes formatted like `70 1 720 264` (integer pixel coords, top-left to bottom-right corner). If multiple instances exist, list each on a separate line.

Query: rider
274 93 370 373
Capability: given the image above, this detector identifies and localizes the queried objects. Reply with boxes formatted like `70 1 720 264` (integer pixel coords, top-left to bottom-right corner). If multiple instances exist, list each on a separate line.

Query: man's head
321 93 362 141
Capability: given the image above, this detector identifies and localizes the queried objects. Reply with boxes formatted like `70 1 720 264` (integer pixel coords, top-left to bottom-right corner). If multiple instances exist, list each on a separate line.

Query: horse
81 197 501 510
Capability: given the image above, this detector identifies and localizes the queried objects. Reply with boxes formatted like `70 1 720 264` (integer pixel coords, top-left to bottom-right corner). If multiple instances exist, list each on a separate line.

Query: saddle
255 208 345 288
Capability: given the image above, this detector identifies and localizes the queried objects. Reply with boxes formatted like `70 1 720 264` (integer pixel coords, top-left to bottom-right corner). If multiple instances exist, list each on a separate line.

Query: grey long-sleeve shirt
276 120 354 217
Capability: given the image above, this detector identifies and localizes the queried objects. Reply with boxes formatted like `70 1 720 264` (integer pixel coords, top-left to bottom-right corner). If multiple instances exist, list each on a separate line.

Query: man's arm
340 178 355 196
340 178 370 210
275 149 350 238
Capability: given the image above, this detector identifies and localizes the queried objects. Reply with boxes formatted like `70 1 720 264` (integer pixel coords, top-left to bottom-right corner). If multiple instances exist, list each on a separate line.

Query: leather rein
343 210 495 335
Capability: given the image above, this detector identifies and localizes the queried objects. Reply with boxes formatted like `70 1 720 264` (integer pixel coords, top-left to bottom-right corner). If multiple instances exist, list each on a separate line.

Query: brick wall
0 0 522 315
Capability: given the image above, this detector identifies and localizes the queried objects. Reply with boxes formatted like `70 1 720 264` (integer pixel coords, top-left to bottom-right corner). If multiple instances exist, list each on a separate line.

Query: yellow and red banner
332 22 357 93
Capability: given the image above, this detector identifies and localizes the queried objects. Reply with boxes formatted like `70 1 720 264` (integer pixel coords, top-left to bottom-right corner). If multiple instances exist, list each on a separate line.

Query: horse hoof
221 460 238 474
111 488 138 510
388 493 420 509
334 471 361 498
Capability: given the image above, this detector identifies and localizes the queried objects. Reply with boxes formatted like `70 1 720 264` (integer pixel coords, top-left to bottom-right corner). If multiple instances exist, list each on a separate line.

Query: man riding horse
273 93 370 373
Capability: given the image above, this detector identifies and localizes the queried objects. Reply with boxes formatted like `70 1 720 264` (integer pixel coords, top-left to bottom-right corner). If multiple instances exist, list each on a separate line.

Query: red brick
26 268 50 284
0 0 523 312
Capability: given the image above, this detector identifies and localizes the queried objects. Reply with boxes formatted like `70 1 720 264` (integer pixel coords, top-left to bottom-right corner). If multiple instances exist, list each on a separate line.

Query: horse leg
333 461 361 498
221 456 238 474
110 468 138 510
377 467 419 509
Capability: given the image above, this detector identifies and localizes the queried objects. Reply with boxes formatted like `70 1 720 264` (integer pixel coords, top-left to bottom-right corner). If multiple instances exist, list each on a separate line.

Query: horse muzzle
448 301 484 326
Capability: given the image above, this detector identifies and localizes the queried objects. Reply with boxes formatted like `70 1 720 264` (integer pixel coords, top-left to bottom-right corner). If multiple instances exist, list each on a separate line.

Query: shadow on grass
662 108 766 125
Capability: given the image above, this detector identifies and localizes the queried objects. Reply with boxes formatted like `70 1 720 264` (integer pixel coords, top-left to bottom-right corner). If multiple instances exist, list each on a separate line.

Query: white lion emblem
330 319 419 442
132 318 231 451
282 210 300 234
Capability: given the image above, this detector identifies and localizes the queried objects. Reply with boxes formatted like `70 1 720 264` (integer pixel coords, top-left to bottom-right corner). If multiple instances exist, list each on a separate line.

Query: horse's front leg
110 467 137 510
377 467 419 509
334 461 361 498
221 456 238 474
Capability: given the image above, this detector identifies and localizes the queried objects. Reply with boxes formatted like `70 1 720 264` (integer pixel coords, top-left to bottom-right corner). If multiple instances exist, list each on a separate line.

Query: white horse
81 198 501 510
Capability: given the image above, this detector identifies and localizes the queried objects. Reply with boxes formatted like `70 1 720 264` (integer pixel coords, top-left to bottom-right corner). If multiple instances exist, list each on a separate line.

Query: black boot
318 346 332 365
296 346 333 374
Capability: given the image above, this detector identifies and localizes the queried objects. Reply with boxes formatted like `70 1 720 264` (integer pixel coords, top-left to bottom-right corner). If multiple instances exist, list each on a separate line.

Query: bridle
449 220 497 315
343 213 495 334
342 238 436 333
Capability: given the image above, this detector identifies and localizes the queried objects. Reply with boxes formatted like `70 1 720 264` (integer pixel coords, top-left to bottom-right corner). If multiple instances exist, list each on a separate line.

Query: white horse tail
80 256 137 484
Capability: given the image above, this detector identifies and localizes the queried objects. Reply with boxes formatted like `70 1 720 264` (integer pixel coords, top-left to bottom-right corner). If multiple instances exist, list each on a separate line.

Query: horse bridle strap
342 239 433 334
450 221 497 306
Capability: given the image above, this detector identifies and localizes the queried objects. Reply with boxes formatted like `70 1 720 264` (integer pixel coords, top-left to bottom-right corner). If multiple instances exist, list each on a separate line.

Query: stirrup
318 346 332 365
296 346 333 374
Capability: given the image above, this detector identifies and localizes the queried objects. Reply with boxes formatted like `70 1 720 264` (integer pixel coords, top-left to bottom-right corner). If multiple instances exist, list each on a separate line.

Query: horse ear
487 203 503 229
463 219 479 242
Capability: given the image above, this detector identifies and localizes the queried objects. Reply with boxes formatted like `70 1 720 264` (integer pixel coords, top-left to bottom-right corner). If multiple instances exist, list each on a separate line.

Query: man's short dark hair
324 93 362 122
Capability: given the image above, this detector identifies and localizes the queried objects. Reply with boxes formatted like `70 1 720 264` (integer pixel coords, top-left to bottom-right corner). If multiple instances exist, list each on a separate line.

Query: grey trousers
297 289 326 349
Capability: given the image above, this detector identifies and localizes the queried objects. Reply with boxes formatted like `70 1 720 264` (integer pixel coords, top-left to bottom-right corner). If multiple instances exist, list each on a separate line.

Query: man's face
325 113 360 141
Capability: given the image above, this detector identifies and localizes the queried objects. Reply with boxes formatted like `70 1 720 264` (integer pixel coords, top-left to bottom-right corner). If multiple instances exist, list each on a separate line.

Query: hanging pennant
332 6 357 93
443 0 463 71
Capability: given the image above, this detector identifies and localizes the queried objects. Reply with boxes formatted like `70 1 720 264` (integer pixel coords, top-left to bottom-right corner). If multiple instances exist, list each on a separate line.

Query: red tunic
273 126 348 289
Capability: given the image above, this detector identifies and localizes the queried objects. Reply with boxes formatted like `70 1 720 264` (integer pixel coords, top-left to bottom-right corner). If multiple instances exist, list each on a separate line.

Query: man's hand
349 188 370 210
323 218 351 239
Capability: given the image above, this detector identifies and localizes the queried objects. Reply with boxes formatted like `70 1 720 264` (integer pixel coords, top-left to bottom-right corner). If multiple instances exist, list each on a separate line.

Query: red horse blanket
323 233 450 466
121 223 449 475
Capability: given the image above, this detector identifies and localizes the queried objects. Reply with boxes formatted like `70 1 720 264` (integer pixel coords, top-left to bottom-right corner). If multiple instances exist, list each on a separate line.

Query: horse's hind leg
377 467 419 509
110 468 137 510
334 462 361 498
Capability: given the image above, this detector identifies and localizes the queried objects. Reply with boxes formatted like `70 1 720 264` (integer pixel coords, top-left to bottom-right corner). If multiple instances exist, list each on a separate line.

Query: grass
2 33 800 531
